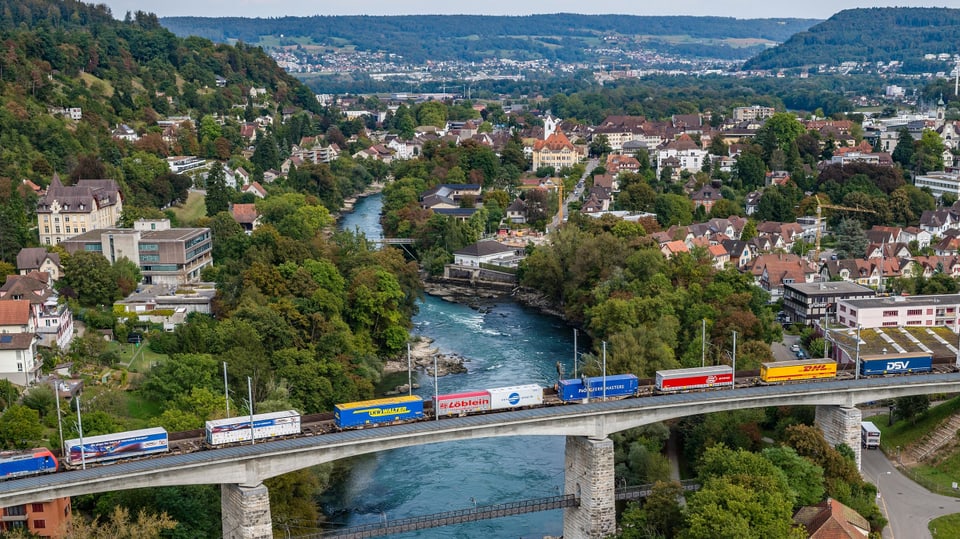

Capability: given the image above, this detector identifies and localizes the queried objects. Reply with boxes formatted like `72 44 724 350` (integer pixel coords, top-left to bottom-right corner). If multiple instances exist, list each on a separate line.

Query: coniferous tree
204 163 230 217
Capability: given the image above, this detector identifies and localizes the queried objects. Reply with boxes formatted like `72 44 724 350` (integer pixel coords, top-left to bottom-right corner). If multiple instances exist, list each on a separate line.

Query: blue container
335 395 425 429
0 449 58 480
557 374 639 402
859 353 933 376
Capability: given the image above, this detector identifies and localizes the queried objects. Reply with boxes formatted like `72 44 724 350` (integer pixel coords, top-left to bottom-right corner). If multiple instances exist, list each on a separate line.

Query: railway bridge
2 374 959 539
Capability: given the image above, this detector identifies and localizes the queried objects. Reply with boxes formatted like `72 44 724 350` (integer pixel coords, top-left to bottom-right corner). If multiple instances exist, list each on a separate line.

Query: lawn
169 190 206 226
870 397 960 450
931 513 960 538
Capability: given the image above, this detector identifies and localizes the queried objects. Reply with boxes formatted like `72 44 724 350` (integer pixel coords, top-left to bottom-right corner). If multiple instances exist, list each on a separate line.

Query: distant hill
744 7 960 72
160 14 819 62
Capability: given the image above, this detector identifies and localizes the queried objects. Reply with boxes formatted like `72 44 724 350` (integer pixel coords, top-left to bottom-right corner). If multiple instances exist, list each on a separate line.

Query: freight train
3 352 941 478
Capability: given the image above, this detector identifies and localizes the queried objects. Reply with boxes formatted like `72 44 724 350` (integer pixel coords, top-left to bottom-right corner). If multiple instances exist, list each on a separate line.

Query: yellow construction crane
813 194 876 262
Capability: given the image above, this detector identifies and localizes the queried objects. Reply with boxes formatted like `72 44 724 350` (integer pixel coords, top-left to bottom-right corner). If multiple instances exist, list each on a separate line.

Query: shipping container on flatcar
655 365 734 392
64 427 168 466
760 359 837 384
487 384 544 410
335 395 425 429
557 374 639 402
0 449 58 480
859 352 933 376
205 410 301 446
434 390 492 417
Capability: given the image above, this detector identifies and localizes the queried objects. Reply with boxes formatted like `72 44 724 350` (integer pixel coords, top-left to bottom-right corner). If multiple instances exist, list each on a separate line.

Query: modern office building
62 219 211 286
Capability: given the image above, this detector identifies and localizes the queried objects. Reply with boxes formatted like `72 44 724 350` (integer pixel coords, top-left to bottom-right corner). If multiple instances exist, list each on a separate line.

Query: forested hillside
160 14 819 62
0 0 322 257
744 7 960 72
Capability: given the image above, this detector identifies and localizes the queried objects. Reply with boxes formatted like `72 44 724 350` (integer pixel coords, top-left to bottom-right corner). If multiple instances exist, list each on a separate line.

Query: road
773 334 802 362
862 448 960 538
550 158 597 230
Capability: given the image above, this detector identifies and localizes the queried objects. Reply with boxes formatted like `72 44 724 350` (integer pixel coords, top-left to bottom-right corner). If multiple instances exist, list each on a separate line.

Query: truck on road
861 421 881 449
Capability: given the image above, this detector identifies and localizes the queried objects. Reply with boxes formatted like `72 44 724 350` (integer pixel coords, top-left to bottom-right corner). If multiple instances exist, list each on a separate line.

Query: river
327 192 575 538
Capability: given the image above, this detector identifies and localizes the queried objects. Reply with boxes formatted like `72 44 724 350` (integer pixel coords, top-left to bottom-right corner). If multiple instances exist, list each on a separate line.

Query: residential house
231 203 261 235
793 498 869 538
506 198 527 224
745 191 762 216
111 124 138 142
0 300 39 385
241 181 266 199
765 171 790 186
36 175 123 246
720 239 755 269
690 183 723 213
605 154 640 175
0 498 72 537
707 244 729 270
453 240 522 267
656 133 707 176
819 258 903 289
902 226 932 249
16 248 62 282
0 273 73 351
865 242 911 260
934 231 960 255
751 254 818 299
660 240 689 259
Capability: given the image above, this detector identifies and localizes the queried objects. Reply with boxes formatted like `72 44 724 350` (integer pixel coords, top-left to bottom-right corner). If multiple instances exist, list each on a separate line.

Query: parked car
790 344 800 352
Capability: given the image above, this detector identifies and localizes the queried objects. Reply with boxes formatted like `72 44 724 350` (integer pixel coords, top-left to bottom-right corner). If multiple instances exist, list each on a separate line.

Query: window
840 305 847 312
928 309 934 315
883 321 898 326
849 310 856 317
5 505 25 516
32 520 45 529
64 216 70 222
43 226 49 233
883 310 898 317
31 504 43 513
907 309 923 316
54 226 60 233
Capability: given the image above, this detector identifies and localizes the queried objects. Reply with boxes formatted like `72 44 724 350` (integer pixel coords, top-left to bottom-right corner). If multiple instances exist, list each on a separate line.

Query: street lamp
876 471 891 499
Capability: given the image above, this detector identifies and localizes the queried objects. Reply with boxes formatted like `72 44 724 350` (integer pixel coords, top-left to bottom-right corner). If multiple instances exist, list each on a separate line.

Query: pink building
835 294 960 332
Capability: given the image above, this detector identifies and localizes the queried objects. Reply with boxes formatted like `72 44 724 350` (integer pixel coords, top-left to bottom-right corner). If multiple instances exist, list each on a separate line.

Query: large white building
915 172 960 201
36 175 123 246
835 294 960 332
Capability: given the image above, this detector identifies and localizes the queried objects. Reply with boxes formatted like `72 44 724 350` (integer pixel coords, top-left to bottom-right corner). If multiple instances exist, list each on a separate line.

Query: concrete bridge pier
815 405 863 470
222 483 273 539
563 436 615 539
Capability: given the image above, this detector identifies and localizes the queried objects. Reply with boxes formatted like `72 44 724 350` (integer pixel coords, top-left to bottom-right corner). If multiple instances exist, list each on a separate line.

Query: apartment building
782 282 876 325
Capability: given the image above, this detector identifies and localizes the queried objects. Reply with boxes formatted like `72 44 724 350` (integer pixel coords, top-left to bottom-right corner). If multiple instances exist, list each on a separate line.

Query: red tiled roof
533 130 575 152
0 300 31 325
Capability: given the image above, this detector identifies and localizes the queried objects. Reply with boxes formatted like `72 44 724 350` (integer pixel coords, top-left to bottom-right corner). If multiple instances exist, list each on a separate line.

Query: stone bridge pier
815 404 863 470
222 483 273 539
563 436 616 539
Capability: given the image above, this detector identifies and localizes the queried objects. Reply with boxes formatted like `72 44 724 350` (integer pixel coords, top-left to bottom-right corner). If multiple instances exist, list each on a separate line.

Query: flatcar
859 352 933 376
760 359 837 384
655 365 734 392
0 449 58 480
557 374 639 402
205 410 301 445
335 395 425 429
435 384 543 417
64 427 168 467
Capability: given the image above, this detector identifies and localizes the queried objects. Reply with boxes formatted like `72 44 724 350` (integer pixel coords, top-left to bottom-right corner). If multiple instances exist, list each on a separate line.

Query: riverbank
335 182 385 220
422 274 566 319
384 335 468 380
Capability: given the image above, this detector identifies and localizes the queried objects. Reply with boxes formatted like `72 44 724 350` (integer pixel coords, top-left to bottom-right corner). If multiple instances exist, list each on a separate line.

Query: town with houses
13 80 960 395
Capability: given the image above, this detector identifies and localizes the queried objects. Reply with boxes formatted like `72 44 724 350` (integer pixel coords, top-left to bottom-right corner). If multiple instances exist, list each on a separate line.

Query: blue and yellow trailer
334 395 425 429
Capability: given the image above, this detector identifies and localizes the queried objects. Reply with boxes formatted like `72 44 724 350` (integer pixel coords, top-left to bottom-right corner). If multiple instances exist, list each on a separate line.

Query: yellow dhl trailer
760 359 837 383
